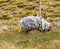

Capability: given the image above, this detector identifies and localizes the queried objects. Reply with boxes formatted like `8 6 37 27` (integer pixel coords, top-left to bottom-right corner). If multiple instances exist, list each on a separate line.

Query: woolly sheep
19 16 52 32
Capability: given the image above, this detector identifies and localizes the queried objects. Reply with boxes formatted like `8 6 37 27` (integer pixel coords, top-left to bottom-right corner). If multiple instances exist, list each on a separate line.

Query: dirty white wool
19 16 52 32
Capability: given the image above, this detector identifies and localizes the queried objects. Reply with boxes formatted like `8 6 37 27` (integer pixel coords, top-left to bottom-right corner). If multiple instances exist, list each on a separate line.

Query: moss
14 26 21 33
13 1 24 5
5 21 13 26
6 5 17 9
0 0 7 3
0 14 12 20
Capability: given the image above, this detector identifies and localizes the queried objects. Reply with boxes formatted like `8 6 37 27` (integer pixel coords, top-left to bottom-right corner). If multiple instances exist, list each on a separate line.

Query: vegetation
0 0 60 49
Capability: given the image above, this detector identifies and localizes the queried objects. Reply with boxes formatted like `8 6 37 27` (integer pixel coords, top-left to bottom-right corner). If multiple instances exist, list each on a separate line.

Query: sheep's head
40 17 52 32
45 22 52 31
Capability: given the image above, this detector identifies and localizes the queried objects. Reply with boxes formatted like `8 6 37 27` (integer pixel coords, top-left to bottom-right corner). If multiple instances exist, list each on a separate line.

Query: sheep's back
19 16 36 29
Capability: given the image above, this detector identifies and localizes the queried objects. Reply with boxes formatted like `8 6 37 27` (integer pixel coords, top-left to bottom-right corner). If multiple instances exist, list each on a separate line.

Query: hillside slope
0 0 60 49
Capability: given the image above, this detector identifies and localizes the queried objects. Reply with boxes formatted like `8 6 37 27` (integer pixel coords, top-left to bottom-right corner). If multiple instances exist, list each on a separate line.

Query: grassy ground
0 0 60 49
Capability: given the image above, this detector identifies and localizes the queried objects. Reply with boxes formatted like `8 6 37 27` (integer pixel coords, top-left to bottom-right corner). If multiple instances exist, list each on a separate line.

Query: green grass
0 29 60 49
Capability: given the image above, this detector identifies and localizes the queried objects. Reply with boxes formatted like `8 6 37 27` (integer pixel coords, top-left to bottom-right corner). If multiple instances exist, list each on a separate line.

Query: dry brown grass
0 0 60 49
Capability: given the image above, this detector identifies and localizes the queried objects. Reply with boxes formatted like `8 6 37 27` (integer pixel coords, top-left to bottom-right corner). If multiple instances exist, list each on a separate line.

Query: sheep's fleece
19 16 52 32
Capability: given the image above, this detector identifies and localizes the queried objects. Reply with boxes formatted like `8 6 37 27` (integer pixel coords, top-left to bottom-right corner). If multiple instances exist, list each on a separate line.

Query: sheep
19 16 52 32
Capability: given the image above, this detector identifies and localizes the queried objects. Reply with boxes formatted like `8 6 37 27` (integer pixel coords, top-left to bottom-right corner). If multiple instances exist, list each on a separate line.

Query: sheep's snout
47 23 52 31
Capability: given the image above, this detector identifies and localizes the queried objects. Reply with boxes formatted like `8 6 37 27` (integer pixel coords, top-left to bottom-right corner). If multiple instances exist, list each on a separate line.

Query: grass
0 0 60 49
0 29 60 49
